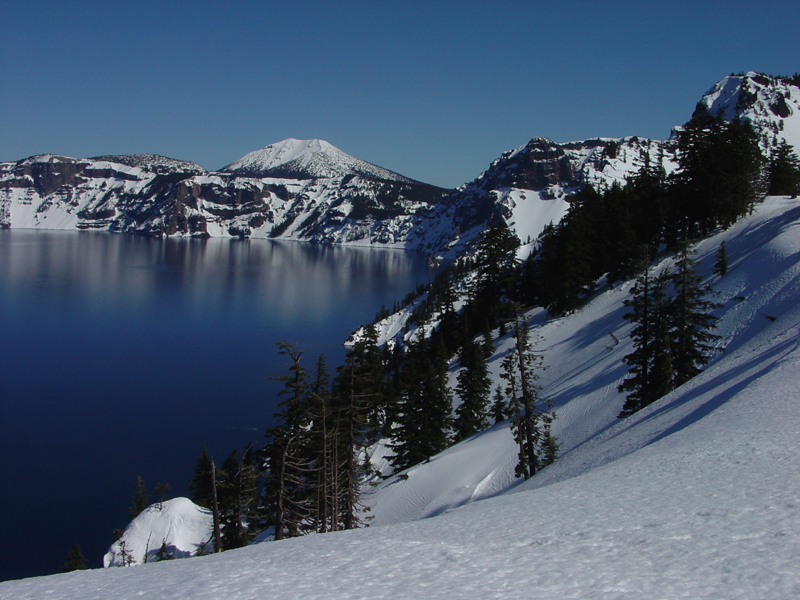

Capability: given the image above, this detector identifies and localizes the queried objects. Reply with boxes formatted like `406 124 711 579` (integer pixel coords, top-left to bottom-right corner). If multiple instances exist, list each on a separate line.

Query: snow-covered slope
4 196 799 599
221 138 413 182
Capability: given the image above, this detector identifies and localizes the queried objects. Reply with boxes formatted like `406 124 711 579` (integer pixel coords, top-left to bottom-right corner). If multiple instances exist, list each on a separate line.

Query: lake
0 229 433 581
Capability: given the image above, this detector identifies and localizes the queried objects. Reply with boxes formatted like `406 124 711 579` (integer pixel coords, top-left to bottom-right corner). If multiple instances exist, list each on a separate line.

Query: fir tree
618 249 672 417
390 332 453 471
491 385 507 424
153 482 171 510
452 336 491 442
61 543 87 572
767 139 800 196
713 241 728 277
668 241 721 387
129 476 149 519
187 446 215 509
218 446 260 549
502 311 555 479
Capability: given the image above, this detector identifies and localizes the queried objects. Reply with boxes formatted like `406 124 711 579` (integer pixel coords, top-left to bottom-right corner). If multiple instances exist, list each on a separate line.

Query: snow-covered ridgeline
695 71 800 154
5 195 799 599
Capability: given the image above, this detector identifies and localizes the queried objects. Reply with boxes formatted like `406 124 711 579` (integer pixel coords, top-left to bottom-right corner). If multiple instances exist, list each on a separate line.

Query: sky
2 0 799 189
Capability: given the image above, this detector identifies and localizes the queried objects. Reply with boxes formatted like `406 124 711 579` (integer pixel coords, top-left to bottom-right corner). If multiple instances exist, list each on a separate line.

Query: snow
4 196 800 599
221 138 413 182
103 498 213 568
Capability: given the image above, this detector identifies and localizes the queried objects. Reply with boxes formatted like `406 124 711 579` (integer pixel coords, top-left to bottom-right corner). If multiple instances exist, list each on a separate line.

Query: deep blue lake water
0 229 433 582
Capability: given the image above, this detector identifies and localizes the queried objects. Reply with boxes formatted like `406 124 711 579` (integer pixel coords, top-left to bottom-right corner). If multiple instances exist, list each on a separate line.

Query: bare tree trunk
210 459 221 553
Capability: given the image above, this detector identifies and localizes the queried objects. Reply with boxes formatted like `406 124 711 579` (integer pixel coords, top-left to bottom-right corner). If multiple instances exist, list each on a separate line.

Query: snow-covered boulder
103 497 213 568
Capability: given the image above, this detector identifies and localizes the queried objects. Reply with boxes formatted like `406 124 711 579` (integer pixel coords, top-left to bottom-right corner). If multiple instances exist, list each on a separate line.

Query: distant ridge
89 153 206 173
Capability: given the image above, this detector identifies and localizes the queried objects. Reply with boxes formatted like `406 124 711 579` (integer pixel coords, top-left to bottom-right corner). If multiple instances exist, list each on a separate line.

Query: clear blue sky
2 0 798 188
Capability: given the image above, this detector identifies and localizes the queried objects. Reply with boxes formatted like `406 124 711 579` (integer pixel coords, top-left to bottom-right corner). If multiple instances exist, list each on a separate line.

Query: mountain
0 142 449 242
4 188 798 600
220 138 414 182
692 71 800 153
2 73 798 258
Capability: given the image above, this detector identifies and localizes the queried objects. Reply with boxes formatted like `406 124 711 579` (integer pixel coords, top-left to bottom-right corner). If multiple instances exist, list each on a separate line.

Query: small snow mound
103 497 213 568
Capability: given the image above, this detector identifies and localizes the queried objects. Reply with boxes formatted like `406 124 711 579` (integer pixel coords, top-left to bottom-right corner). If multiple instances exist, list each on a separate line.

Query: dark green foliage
668 242 721 387
618 251 672 418
129 476 149 519
453 336 491 442
768 139 800 196
670 117 765 239
491 385 507 424
713 241 728 277
217 447 260 549
331 325 384 529
187 446 215 509
390 332 453 471
618 243 720 417
62 543 87 572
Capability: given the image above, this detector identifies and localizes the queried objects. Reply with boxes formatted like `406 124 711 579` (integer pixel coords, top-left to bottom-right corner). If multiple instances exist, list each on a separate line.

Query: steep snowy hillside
4 195 798 599
221 138 413 182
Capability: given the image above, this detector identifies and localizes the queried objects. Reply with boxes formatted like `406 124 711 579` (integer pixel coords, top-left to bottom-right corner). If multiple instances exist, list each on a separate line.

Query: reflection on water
0 230 432 581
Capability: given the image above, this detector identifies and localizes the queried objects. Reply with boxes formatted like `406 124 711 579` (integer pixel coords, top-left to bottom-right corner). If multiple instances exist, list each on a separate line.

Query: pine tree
713 241 728 277
668 241 721 387
264 341 316 540
491 385 506 424
768 139 800 196
452 336 491 442
153 482 171 510
129 476 149 519
61 543 87 572
217 447 260 549
187 446 215 509
501 311 555 479
618 249 672 417
390 332 453 471
331 327 384 530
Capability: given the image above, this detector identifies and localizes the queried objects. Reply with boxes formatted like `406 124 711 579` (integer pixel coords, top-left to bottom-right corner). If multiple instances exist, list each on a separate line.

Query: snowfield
3 196 799 599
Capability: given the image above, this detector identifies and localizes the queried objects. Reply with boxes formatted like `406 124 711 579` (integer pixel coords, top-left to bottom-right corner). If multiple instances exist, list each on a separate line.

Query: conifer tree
491 385 507 424
668 241 720 387
331 326 384 530
390 332 453 471
129 476 149 519
618 249 671 417
768 139 800 196
218 447 260 549
453 336 491 442
713 241 728 277
61 543 87 572
501 311 555 479
187 446 215 509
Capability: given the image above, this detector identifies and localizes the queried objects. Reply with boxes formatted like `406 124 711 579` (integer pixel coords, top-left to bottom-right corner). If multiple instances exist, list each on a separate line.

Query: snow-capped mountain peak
692 72 800 154
220 138 413 182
